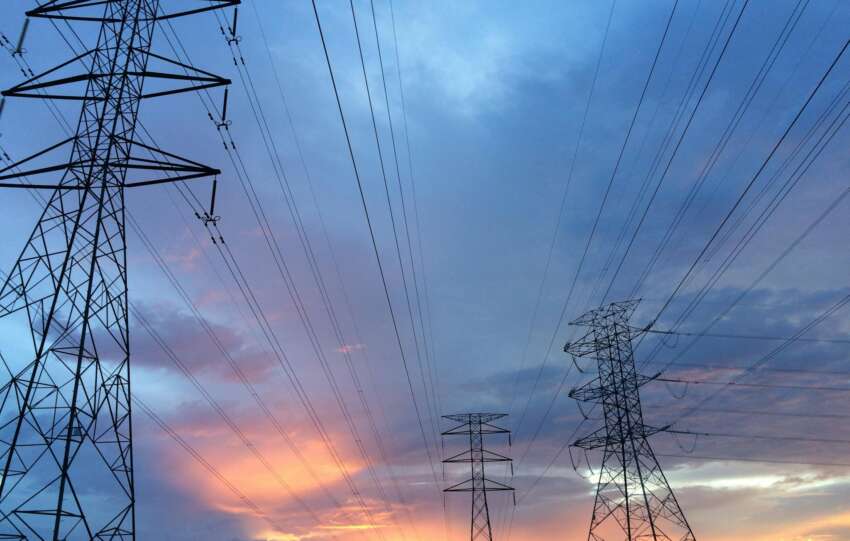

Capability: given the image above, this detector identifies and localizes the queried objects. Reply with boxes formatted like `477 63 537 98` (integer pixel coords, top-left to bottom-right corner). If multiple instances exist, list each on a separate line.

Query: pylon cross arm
27 0 241 22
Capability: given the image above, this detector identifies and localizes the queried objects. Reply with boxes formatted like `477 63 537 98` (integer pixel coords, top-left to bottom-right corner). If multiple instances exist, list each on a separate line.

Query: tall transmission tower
0 1 235 539
565 300 695 541
443 413 514 541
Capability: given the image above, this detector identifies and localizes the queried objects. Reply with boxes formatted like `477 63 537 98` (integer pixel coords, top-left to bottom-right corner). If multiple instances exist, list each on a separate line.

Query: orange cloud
152 413 437 540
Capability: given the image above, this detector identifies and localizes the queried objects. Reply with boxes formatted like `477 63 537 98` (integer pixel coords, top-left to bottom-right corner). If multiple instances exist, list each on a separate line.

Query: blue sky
1 0 850 539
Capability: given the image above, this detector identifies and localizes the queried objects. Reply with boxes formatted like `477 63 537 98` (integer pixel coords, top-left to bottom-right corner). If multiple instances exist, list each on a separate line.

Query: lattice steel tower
443 413 514 541
0 1 235 539
565 300 695 541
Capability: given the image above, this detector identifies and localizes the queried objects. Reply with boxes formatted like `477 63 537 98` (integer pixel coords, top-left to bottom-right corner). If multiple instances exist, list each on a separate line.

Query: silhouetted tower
565 300 695 541
443 413 514 541
0 1 235 538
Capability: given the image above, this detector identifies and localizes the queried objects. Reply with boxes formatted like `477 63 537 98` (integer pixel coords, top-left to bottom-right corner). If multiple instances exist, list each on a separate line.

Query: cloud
132 301 277 383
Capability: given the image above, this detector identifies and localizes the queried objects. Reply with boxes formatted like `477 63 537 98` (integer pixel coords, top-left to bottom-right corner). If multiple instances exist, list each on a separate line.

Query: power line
346 0 442 460
0 17 362 528
656 376 850 394
647 38 850 327
245 3 423 538
639 161 850 375
645 328 850 344
668 429 850 446
655 453 850 468
386 3 446 537
645 404 850 421
601 0 751 303
133 397 287 532
310 0 442 496
0 3 233 537
512 0 681 473
646 359 850 377
367 0 443 453
510 0 618 444
212 13 414 537
628 0 811 298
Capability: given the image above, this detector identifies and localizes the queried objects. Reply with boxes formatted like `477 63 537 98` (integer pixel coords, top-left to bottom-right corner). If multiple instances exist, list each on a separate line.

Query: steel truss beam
566 301 695 541
0 1 236 539
443 413 514 541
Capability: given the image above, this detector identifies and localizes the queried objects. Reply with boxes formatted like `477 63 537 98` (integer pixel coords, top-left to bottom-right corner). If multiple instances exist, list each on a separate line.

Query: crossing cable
388 0 440 423
665 0 842 266
385 3 448 539
656 84 850 323
660 291 850 431
158 17 400 538
148 27 389 537
638 106 850 375
655 453 850 468
512 175 850 519
310 0 442 492
632 47 850 336
130 193 377 528
628 0 812 298
505 1 727 524
656 376 850 394
529 179 850 504
647 359 850 378
600 0 751 303
698 4 842 267
585 0 736 309
513 88 850 541
505 4 717 536
131 307 326 524
0 157 328 530
514 298 850 516
62 14 386 535
637 69 850 374
508 0 617 441
586 0 718 303
386 0 441 429
667 428 850 446
345 0 443 459
133 396 287 532
366 0 443 448
511 0 680 469
512 413 850 511
245 4 423 539
645 328 850 345
645 404 850 421
641 38 850 330
507 2 738 481
506 3 720 490
211 19 411 540
5 10 382 536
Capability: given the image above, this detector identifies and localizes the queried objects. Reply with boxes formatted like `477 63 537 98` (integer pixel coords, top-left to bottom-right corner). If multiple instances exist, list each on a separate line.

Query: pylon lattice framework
565 300 695 541
0 1 236 539
443 413 514 541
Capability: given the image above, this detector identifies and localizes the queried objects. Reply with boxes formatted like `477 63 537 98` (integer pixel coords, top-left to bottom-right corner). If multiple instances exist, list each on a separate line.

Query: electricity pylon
443 413 514 541
565 300 695 541
0 1 235 539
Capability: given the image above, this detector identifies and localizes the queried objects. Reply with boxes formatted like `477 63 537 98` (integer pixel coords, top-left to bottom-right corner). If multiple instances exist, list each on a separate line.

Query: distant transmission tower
0 1 235 539
443 413 514 541
565 300 695 541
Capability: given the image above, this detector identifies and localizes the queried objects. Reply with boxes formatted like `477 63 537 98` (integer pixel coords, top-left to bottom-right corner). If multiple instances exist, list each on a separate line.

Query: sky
1 0 850 540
